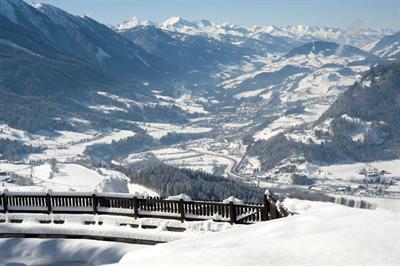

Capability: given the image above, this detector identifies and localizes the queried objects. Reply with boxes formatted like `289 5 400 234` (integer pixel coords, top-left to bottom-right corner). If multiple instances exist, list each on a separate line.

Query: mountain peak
160 16 194 28
116 17 154 31
117 16 140 30
162 16 183 25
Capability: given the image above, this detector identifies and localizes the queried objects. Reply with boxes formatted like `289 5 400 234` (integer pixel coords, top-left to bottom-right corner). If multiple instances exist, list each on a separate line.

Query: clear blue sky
27 0 400 30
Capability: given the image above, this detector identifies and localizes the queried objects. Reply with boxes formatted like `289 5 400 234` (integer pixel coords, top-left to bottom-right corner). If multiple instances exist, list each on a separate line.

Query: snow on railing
0 191 288 224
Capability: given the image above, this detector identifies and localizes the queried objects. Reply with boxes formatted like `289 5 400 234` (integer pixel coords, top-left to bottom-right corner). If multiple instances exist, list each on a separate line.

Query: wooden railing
0 191 288 224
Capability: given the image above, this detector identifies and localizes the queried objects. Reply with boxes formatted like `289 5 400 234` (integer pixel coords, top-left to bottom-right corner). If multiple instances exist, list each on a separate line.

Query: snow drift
119 198 399 266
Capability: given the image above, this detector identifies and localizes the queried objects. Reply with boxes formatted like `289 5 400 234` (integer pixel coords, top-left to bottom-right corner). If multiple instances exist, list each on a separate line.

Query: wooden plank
92 194 97 214
178 199 185 223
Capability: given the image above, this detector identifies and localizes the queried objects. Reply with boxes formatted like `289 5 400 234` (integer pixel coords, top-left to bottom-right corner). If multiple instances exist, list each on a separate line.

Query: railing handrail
0 191 288 224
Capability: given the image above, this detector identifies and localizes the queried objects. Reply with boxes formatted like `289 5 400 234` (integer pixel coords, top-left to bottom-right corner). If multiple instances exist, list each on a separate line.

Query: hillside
370 31 400 60
247 60 400 187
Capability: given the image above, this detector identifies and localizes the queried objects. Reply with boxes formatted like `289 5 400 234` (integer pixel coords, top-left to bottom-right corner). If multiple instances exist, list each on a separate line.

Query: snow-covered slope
243 60 400 193
221 41 374 147
370 31 400 60
119 198 399 266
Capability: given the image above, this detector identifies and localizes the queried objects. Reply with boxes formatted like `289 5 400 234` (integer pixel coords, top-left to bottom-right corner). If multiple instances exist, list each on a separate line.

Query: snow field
28 129 136 162
154 91 209 114
119 198 400 266
0 162 158 195
0 212 233 243
319 159 400 181
133 122 212 140
124 145 241 175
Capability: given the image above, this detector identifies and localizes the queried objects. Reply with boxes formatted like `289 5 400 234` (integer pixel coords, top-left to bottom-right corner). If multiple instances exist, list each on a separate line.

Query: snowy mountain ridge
116 16 155 30
116 16 394 49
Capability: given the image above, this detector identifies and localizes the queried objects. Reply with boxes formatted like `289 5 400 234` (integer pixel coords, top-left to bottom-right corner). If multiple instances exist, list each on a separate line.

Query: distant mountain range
117 16 394 50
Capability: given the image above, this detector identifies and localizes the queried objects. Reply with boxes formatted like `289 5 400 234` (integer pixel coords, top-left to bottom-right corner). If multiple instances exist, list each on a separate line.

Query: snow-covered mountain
116 16 154 31
118 24 265 88
115 16 394 50
115 16 394 58
370 31 400 60
246 60 400 184
0 0 190 132
0 0 168 90
220 41 376 109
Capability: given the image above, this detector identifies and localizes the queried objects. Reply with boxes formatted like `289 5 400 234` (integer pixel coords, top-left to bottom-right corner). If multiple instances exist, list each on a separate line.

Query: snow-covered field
123 139 243 176
29 129 136 162
0 162 158 195
1 125 136 160
320 159 400 181
0 213 233 265
133 122 212 140
154 91 209 114
119 198 400 266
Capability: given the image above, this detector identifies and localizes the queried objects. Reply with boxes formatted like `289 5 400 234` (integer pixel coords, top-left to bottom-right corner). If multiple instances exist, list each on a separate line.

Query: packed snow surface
0 238 140 265
32 163 103 187
0 213 233 265
166 194 192 201
119 198 399 266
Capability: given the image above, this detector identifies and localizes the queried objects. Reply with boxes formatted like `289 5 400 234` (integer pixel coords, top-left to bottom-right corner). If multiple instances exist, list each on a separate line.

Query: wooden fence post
270 202 278 219
133 196 139 219
229 201 237 224
261 194 270 221
92 193 98 215
46 193 52 214
178 199 185 223
2 191 7 213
